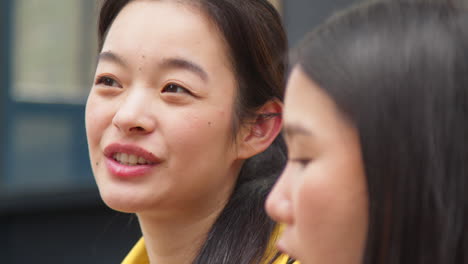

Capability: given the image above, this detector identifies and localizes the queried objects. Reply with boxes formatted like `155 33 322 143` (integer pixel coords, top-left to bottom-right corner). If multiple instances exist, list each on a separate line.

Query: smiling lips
103 143 161 178
113 152 153 166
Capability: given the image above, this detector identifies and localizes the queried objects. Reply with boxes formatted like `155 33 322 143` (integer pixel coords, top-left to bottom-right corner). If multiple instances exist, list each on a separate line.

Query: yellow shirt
122 227 297 264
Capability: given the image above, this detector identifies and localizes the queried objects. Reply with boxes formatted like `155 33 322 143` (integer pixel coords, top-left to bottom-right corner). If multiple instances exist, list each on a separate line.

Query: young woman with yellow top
85 0 295 263
266 0 468 263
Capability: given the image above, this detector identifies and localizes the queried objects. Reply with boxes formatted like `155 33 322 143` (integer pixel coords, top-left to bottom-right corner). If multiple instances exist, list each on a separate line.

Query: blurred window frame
0 0 101 214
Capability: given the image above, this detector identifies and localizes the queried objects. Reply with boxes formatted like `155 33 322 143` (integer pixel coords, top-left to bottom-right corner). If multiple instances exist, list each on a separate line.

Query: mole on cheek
96 162 99 166
139 55 145 71
208 122 212 126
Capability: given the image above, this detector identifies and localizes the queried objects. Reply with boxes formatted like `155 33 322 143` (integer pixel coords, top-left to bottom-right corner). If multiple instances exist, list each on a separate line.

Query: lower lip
276 238 289 255
105 157 156 178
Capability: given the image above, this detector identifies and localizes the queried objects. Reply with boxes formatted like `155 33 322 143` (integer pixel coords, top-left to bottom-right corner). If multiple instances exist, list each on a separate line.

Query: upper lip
104 143 162 164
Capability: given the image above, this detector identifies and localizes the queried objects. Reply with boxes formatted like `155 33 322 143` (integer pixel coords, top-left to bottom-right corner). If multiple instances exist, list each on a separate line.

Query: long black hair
295 1 468 263
97 0 288 263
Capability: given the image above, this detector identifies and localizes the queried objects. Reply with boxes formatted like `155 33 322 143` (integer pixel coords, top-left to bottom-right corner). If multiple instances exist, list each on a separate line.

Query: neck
137 163 243 264
137 201 225 264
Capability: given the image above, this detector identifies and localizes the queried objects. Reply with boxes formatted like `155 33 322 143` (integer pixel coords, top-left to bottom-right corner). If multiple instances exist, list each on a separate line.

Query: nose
112 89 156 135
265 164 294 225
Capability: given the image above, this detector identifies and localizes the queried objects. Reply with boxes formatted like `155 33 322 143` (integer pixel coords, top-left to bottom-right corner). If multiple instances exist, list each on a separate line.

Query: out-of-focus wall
1 1 142 263
283 0 359 46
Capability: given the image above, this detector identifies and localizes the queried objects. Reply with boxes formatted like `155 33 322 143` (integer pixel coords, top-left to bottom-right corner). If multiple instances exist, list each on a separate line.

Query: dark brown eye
96 76 121 88
162 83 189 94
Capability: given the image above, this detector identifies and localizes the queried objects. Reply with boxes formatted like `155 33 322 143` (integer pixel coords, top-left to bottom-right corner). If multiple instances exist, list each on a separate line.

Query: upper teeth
113 153 151 166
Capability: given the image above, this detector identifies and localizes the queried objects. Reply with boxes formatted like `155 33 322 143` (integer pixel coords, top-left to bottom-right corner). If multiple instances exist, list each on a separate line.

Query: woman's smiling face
266 66 368 264
86 0 243 218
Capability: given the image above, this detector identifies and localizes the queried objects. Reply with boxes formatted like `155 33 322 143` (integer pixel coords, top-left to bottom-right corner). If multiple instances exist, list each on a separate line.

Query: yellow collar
122 225 298 264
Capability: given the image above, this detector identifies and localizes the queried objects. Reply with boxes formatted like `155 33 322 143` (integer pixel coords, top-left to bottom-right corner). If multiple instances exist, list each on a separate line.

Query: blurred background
0 0 358 263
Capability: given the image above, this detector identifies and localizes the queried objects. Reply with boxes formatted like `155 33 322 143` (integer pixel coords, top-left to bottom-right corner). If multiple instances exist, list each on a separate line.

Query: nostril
130 126 145 132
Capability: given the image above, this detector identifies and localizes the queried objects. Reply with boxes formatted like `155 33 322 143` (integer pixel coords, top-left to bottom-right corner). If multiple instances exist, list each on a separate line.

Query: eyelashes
95 75 122 88
94 75 193 96
290 158 312 168
161 83 191 95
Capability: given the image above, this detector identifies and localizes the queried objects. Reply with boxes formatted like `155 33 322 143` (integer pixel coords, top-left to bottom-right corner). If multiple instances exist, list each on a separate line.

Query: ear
236 99 283 160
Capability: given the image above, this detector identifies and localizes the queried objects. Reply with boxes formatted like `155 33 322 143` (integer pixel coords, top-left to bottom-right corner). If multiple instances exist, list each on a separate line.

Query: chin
101 195 138 213
98 188 149 213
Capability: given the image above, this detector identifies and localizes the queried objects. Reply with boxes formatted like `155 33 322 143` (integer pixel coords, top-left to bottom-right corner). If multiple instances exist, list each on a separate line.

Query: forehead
284 67 319 121
284 66 345 134
103 0 230 68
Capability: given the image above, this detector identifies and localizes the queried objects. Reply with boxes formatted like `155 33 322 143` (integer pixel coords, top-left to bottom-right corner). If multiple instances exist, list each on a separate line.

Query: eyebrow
159 57 209 82
282 123 313 138
97 51 128 67
96 52 208 82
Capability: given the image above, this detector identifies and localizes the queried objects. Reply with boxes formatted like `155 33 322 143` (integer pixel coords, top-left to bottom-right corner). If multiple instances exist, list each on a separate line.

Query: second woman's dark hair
295 1 468 263
98 0 288 263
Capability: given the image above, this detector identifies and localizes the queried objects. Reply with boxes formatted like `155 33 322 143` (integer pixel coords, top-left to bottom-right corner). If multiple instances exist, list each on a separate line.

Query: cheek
293 176 345 261
85 94 113 148
295 174 336 231
293 163 368 262
296 170 367 224
162 108 235 172
167 109 232 145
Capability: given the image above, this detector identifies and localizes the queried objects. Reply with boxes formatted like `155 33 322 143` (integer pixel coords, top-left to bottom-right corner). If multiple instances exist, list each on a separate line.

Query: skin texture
86 0 240 262
86 1 282 263
266 66 368 264
87 0 239 220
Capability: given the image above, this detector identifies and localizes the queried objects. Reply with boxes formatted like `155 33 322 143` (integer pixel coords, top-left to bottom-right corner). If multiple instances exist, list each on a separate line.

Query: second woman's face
266 66 368 264
86 0 242 218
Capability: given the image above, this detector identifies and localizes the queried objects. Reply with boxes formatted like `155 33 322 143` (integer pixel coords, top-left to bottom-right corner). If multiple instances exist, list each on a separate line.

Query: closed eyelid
291 158 312 167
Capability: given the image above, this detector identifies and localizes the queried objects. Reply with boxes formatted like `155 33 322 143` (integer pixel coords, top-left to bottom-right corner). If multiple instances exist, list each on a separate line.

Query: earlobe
237 100 283 159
